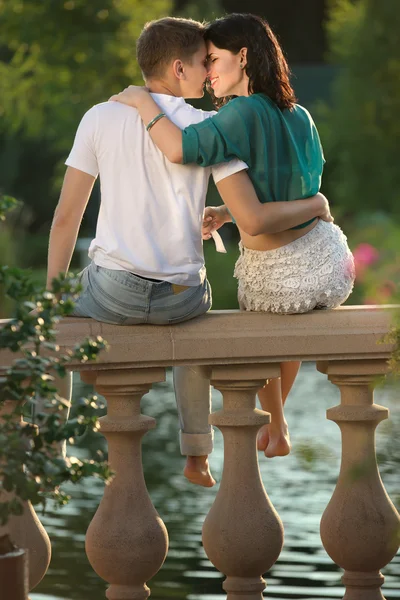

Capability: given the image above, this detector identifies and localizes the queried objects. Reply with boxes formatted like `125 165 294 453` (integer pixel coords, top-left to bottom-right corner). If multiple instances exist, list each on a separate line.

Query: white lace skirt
234 220 355 314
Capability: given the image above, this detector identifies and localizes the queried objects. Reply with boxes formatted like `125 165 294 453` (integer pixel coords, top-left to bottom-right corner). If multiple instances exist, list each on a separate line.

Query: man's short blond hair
136 17 206 80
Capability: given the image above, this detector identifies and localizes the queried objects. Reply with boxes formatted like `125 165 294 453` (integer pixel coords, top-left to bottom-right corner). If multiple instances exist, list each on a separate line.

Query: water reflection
31 364 400 599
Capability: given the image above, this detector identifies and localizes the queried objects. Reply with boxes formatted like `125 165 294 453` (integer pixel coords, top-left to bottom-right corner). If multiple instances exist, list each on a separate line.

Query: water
31 364 400 600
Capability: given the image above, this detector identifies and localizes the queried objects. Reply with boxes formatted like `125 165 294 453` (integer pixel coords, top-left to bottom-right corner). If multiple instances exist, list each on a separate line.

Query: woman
109 13 355 459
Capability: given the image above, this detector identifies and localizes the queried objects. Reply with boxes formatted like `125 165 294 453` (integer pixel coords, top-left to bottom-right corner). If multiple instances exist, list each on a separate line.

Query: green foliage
320 0 400 221
203 234 240 309
294 440 336 472
346 214 400 305
0 0 170 138
0 194 20 316
385 326 400 377
319 1 400 374
0 195 19 270
0 195 20 221
176 0 222 21
0 0 171 228
0 196 112 526
343 213 400 376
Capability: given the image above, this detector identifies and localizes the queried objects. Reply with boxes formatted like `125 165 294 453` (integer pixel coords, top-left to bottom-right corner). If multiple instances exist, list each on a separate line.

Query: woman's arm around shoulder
110 86 184 163
110 87 257 167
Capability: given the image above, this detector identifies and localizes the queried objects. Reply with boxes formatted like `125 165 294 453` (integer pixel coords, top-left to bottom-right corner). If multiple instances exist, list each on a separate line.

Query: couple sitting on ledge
47 14 355 487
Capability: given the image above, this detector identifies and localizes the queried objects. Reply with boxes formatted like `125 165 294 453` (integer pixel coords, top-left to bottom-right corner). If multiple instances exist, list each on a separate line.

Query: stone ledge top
1 305 397 371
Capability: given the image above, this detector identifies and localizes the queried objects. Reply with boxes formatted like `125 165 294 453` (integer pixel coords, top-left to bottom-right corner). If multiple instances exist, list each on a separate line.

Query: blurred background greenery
1 3 399 598
0 0 399 314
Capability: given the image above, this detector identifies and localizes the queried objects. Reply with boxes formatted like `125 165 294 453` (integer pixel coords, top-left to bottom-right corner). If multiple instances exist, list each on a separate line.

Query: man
47 17 331 487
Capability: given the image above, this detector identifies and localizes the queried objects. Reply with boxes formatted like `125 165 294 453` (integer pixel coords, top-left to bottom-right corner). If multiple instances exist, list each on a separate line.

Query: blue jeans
72 262 211 325
71 262 213 455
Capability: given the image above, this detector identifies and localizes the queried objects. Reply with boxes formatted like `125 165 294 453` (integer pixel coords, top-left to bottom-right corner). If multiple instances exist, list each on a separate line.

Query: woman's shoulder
219 95 263 119
228 93 289 116
221 96 318 131
288 103 317 127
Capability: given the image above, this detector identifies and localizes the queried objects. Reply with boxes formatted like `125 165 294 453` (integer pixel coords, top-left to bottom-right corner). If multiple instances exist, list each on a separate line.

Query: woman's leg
257 361 300 457
281 361 301 405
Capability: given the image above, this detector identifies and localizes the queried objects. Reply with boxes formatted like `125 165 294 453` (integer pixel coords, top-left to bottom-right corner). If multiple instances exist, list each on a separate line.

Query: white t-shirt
65 95 247 285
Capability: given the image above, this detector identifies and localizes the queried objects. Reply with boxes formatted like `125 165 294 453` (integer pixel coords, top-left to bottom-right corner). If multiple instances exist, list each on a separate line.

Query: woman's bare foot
184 455 216 487
257 424 291 458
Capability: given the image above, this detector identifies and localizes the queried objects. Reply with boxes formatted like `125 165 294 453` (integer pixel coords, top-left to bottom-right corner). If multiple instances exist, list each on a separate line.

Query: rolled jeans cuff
180 429 214 456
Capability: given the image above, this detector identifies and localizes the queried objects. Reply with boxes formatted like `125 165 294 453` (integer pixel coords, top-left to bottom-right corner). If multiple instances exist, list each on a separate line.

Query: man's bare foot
257 424 292 458
184 455 216 487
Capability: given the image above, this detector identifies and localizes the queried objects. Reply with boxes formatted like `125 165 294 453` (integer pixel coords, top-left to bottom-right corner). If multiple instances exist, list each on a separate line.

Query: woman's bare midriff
239 218 318 251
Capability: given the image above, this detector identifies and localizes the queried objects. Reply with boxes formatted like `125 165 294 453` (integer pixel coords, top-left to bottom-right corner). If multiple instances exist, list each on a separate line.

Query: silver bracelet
146 112 166 132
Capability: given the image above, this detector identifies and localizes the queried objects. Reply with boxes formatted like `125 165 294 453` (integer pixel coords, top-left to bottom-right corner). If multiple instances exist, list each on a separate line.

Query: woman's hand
202 206 232 240
316 193 334 223
109 85 150 108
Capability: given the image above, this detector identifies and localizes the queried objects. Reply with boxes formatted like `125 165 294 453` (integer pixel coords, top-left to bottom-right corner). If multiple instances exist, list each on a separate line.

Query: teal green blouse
182 94 325 229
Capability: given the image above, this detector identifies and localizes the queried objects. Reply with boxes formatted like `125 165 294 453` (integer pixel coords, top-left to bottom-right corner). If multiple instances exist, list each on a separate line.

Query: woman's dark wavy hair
204 13 297 111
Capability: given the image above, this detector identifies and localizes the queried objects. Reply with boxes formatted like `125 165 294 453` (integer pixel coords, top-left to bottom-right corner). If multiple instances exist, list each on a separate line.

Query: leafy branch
0 195 112 526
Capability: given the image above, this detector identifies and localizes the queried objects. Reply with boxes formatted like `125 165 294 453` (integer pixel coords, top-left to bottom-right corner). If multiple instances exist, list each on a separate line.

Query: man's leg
72 265 215 483
173 366 215 487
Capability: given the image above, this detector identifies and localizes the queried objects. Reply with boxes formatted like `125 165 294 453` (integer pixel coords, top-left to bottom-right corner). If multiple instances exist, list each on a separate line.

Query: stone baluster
317 360 400 600
0 375 51 595
82 368 169 600
202 364 284 600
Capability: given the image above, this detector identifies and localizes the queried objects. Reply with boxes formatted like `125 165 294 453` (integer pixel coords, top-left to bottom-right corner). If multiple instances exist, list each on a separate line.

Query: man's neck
146 79 182 98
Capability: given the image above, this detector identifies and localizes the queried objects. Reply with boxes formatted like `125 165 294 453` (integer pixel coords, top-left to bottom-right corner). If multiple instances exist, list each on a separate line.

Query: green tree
176 0 222 21
0 0 171 230
320 0 400 221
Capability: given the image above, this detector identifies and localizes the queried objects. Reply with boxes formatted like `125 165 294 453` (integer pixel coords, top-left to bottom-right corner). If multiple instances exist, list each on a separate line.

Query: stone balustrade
1 306 399 600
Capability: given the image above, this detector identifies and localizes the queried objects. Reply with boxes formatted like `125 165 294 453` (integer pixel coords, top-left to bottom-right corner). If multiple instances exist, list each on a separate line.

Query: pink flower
352 243 379 280
353 243 379 267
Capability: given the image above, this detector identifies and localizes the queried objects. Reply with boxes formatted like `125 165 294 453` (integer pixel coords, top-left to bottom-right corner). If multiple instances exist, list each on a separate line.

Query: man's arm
46 167 95 289
215 171 331 236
